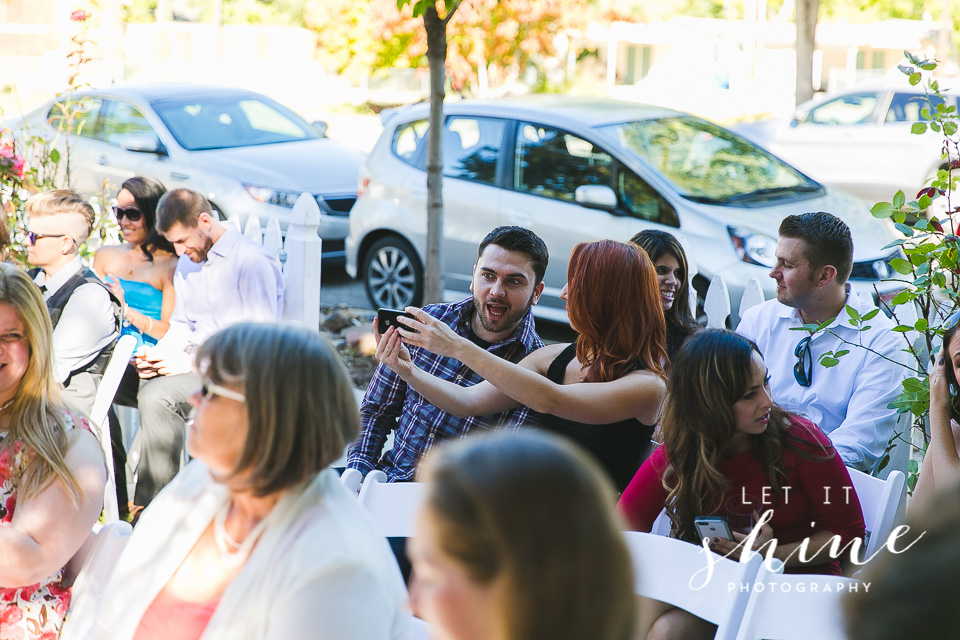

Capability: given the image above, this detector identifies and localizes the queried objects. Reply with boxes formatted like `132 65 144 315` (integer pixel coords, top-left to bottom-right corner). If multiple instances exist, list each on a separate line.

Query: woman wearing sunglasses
63 323 410 640
93 176 176 347
618 330 864 640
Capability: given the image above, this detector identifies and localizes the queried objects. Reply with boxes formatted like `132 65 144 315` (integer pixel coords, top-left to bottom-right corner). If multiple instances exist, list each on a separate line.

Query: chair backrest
738 278 765 319
62 520 133 637
357 470 427 538
623 531 763 640
734 563 858 640
847 468 906 559
704 274 731 329
340 467 364 494
89 334 138 523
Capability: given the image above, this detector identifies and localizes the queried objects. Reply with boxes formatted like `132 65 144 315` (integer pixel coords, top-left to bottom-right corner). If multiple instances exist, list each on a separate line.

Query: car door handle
97 156 109 166
171 172 190 181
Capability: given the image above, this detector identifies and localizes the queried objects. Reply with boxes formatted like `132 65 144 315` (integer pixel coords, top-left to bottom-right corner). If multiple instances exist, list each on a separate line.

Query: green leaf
945 121 958 136
909 72 922 85
870 202 894 218
819 356 840 368
889 257 914 275
905 51 920 65
918 194 932 209
917 262 930 275
892 190 906 209
893 325 913 333
895 222 914 236
834 349 850 357
845 305 861 322
921 106 932 120
49 148 60 163
908 459 920 473
911 122 928 134
908 474 918 491
893 210 907 224
862 309 880 321
876 454 889 473
920 62 938 71
915 318 928 331
883 238 907 250
909 252 926 266
931 79 940 92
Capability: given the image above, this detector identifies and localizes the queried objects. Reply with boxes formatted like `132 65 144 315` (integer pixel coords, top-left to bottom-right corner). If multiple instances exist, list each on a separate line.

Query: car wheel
363 236 424 310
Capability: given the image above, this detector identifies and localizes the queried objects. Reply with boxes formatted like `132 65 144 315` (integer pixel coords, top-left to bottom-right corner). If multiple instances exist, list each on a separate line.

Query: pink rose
70 9 88 21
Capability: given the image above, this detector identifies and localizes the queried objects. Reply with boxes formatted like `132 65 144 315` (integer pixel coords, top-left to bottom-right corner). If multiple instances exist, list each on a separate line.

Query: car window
152 95 317 150
514 123 613 202
884 92 947 123
46 96 102 139
443 117 503 185
804 92 880 125
101 100 159 148
618 166 679 227
602 117 820 204
393 119 428 168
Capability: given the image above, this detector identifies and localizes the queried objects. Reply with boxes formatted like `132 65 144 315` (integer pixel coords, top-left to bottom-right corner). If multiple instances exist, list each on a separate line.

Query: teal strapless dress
119 278 163 348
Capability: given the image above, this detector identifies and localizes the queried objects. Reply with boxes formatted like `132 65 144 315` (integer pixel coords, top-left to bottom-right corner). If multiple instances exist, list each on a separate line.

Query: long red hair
566 240 667 383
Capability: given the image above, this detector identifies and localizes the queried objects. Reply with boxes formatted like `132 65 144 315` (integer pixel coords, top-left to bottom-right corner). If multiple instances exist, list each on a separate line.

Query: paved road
321 265 577 343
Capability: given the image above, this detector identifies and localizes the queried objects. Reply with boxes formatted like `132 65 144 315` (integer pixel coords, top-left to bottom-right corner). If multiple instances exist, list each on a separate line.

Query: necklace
0 399 12 413
213 499 269 570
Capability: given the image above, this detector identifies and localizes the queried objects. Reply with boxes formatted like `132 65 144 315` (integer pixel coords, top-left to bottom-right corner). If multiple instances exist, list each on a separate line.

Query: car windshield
601 116 821 204
152 95 318 150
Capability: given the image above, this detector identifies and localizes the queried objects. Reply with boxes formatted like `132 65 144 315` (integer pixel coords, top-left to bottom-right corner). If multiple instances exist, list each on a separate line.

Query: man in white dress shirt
737 211 907 473
131 188 284 506
26 190 121 414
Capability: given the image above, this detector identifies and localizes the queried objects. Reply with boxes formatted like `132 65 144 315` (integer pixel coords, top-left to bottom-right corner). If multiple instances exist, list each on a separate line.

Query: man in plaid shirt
347 226 548 481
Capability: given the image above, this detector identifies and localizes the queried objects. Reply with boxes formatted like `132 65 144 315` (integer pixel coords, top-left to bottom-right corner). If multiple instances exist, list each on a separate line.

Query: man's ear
817 264 838 288
532 281 545 305
197 211 213 230
469 263 477 293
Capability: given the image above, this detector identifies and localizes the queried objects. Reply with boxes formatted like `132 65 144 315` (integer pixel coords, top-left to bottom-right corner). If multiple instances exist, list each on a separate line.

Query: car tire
362 236 424 311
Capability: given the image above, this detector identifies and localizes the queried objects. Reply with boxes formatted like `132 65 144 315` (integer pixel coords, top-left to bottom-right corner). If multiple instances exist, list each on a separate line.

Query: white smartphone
694 516 734 542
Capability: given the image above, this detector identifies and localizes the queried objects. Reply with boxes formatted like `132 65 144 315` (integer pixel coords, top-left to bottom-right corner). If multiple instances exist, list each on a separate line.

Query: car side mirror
312 120 329 138
124 135 167 156
574 185 617 211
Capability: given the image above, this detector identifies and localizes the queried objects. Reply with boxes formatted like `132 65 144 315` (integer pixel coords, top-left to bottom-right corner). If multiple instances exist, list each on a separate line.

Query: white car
734 85 959 210
346 96 903 323
6 83 366 262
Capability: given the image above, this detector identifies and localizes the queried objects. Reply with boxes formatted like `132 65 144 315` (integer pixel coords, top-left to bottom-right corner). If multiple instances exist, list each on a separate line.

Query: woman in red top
618 329 865 640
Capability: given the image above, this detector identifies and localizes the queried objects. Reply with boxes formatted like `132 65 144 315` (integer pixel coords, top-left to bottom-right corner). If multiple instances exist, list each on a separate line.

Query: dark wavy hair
121 176 174 260
566 240 667 383
630 229 699 359
660 329 831 542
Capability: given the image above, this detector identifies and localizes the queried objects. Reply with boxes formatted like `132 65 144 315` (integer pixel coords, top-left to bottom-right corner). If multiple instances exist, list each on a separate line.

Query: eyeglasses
24 231 67 246
794 335 813 388
199 381 245 403
112 205 143 222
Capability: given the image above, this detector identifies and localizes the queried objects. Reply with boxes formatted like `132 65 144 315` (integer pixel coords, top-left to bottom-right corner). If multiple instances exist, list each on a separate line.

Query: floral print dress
0 416 87 639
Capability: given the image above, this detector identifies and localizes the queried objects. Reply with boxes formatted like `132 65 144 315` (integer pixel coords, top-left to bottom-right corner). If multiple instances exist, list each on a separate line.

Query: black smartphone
694 516 734 542
377 308 416 334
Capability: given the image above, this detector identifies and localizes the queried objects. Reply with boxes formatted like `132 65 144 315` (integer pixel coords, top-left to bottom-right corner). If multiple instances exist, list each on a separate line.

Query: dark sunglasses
794 335 813 388
25 231 67 245
112 205 143 222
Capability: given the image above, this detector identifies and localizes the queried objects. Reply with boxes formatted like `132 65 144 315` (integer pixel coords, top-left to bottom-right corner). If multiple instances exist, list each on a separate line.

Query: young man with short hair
347 226 548 481
737 211 906 472
26 190 120 414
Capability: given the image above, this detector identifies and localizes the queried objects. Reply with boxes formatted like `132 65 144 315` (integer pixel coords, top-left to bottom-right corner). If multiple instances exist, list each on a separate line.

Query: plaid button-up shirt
346 296 543 481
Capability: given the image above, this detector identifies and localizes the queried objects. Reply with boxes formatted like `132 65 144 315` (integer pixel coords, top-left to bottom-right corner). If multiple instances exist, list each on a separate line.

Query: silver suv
346 96 902 322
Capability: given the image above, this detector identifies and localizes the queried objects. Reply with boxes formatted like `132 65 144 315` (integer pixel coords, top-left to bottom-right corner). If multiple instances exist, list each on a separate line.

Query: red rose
70 9 88 21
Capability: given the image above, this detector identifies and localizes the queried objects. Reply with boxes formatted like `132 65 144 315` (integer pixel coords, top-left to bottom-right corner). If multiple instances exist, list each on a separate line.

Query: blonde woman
0 262 106 638
65 323 409 640
410 430 636 640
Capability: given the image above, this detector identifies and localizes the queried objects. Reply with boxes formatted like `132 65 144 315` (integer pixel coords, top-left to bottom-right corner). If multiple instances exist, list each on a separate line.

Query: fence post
263 217 283 259
243 214 263 243
704 275 731 329
283 194 322 329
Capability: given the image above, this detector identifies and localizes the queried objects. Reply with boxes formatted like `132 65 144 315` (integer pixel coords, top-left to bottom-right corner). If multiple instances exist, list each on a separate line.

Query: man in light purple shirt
131 188 283 506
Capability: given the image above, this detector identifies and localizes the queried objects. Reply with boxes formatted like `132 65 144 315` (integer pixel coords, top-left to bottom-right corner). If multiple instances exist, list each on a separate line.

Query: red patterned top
0 414 90 639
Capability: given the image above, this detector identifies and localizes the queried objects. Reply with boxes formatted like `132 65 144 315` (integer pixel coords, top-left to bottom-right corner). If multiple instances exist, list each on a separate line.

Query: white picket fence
225 193 323 330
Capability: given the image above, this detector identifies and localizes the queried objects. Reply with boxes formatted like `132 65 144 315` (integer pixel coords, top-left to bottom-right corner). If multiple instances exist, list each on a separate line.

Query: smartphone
694 516 734 542
377 308 416 334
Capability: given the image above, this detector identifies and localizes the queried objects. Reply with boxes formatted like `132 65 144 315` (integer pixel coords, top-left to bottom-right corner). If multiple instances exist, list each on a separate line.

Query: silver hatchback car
346 96 903 322
8 83 365 262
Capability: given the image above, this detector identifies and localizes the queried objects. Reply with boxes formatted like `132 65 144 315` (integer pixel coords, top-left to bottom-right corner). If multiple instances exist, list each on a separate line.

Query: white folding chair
704 274 732 329
734 562 858 640
89 335 138 523
340 467 364 494
60 520 133 640
356 470 426 538
738 277 765 320
624 531 763 640
847 467 906 559
409 616 433 640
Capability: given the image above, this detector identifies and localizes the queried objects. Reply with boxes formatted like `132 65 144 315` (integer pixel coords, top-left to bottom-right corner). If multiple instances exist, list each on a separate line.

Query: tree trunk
422 5 448 304
795 0 819 106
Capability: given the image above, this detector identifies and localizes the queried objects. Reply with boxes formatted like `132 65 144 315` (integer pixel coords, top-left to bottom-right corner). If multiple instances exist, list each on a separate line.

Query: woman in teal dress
94 176 177 348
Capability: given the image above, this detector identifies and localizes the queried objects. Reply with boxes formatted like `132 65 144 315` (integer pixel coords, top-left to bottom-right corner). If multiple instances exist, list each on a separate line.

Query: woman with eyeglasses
617 329 864 640
93 176 176 347
62 323 409 640
911 312 960 514
0 262 107 638
629 230 700 360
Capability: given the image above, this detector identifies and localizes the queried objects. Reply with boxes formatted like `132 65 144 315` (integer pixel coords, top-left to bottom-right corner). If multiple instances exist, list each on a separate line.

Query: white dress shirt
737 286 908 472
158 226 284 353
34 255 117 383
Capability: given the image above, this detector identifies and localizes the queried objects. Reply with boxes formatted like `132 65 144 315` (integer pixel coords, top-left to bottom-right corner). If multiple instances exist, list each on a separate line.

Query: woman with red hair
376 240 667 492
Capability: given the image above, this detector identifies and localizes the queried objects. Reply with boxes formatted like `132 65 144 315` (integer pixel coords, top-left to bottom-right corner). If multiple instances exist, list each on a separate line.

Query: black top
533 343 655 493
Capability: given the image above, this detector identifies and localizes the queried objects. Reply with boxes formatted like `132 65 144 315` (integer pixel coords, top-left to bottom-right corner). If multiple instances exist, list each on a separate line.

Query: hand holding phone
694 516 734 542
377 308 417 334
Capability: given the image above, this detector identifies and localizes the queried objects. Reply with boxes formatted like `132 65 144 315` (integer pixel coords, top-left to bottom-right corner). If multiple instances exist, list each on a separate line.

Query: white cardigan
63 462 411 640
